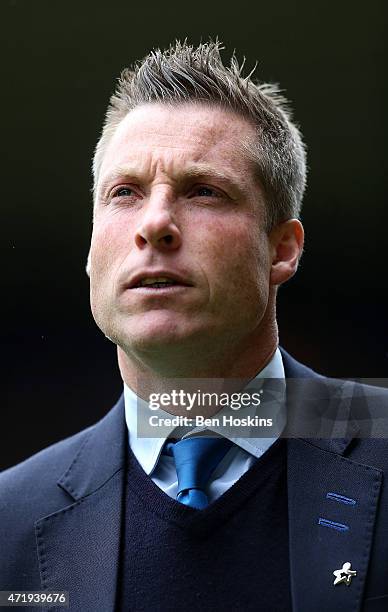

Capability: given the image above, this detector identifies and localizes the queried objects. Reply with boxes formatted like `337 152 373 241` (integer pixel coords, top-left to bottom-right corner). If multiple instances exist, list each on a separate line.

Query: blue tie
163 436 233 509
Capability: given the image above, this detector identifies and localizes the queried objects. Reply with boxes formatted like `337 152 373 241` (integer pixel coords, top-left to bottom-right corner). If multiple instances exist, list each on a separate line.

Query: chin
109 311 223 355
121 318 197 352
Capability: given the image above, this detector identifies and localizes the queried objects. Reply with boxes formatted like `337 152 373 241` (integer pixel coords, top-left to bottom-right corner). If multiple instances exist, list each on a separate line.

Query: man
1 41 388 612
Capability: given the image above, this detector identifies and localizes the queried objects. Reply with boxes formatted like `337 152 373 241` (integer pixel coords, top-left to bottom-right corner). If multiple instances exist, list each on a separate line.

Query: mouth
134 277 184 289
127 272 193 291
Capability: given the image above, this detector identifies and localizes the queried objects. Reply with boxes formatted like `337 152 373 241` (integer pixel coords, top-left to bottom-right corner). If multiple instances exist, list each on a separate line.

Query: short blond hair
93 40 307 230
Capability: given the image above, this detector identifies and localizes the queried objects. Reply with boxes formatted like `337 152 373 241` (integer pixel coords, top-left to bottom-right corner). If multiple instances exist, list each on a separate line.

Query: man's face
90 103 274 358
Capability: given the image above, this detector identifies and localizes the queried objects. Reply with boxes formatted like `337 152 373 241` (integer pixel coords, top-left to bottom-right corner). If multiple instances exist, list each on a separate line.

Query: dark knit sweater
117 438 291 612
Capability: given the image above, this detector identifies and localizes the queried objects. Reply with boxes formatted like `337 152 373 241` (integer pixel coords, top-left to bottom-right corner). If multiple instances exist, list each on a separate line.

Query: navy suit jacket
1 350 388 612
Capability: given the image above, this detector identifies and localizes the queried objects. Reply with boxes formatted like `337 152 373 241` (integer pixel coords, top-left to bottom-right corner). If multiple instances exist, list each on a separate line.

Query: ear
269 219 304 286
85 248 91 278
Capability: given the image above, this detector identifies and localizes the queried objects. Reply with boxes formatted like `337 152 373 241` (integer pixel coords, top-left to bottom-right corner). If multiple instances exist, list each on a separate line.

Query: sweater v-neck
124 437 287 537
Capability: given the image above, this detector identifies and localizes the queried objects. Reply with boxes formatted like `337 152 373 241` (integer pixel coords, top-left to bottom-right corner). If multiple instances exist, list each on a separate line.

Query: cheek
89 225 124 314
90 217 128 276
196 218 269 325
195 217 270 307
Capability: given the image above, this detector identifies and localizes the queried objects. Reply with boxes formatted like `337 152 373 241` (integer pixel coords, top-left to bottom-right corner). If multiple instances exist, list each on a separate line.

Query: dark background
2 0 387 469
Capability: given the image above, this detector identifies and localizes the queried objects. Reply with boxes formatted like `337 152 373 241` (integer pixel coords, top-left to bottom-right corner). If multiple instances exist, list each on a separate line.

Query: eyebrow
97 163 250 201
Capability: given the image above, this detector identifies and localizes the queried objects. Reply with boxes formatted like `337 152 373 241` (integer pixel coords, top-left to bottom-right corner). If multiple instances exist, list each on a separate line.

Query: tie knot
163 436 233 508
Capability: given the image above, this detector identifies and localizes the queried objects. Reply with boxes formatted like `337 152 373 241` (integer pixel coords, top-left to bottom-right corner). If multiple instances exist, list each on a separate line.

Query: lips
127 271 193 289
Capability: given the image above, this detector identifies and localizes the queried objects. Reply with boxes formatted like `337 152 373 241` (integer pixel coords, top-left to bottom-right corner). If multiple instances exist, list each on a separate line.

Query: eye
192 186 220 198
113 187 134 198
107 185 143 204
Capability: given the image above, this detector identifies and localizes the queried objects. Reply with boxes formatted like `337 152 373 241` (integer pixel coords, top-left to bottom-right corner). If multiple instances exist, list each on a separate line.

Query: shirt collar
124 347 285 475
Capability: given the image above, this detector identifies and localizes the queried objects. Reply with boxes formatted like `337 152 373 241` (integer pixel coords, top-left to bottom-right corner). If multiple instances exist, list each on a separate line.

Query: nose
134 195 182 251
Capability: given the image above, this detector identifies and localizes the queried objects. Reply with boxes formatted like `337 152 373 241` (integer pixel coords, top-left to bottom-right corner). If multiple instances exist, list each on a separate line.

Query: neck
117 302 279 416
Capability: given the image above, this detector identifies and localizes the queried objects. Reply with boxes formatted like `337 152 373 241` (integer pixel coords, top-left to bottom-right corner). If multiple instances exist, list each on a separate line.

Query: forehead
99 102 257 181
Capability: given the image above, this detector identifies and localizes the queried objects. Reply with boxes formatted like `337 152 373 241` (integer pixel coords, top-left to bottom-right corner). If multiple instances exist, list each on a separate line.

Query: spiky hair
93 40 307 229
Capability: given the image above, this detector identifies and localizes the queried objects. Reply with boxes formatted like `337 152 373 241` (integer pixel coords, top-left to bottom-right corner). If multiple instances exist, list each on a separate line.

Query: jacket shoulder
0 424 98 589
0 424 94 516
0 396 125 590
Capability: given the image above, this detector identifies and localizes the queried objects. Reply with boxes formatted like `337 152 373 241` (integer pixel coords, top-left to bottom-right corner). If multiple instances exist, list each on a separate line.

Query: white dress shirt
124 348 286 503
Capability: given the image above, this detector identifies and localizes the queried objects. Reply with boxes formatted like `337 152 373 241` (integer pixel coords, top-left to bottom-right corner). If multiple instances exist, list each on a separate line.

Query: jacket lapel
282 350 383 612
287 438 382 612
35 395 127 612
